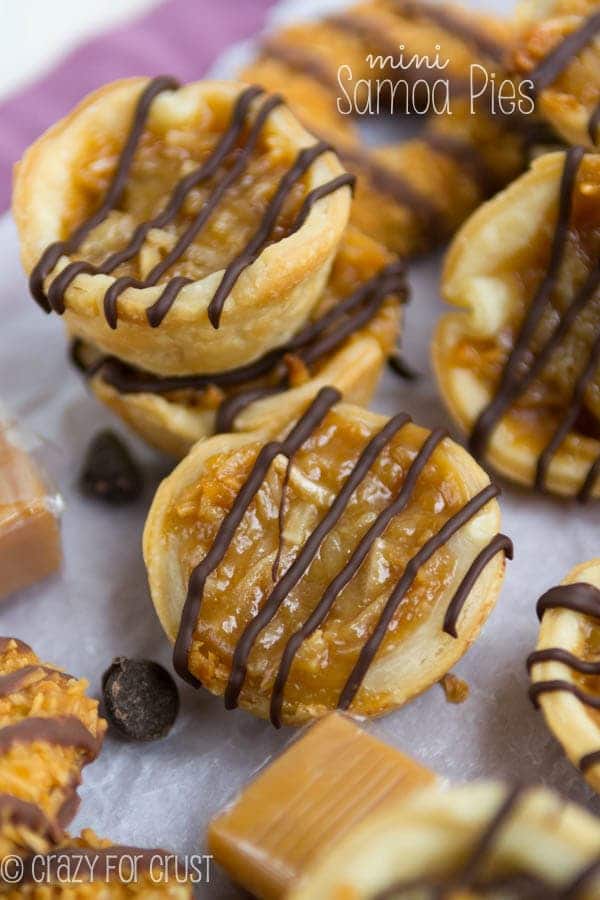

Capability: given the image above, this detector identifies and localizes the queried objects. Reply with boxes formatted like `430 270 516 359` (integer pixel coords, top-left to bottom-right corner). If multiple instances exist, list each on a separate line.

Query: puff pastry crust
13 77 352 376
514 0 600 150
433 149 600 501
143 393 509 726
288 781 600 898
77 227 405 457
529 558 600 794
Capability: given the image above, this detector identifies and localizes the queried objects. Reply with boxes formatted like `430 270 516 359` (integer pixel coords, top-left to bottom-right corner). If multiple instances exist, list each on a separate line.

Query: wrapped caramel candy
0 410 62 601
208 713 435 899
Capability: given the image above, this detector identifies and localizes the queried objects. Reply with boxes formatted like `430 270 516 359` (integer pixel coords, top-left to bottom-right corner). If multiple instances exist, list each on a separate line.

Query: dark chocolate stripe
460 785 526 885
216 260 404 431
394 0 506 64
269 425 446 728
388 351 420 381
0 716 101 760
0 638 32 656
216 387 281 434
106 169 353 330
0 665 71 698
579 453 600 503
374 786 527 899
527 647 600 676
580 750 600 773
536 583 600 621
260 38 341 92
529 679 600 710
103 90 283 329
443 533 513 639
206 140 338 327
73 259 405 435
16 846 178 885
529 12 600 96
0 793 61 844
46 84 266 324
173 387 341 685
469 146 585 460
224 412 415 712
338 482 500 710
335 143 441 234
93 259 403 398
29 76 179 312
329 10 470 96
535 327 600 491
562 857 600 897
589 101 600 145
421 132 493 197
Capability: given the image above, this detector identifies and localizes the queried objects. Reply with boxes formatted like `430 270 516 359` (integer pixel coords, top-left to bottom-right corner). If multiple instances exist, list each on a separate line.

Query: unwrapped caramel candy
0 415 62 600
208 713 435 899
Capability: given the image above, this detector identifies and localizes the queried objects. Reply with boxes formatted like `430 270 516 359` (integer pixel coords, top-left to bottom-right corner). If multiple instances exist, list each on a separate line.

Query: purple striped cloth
0 0 277 211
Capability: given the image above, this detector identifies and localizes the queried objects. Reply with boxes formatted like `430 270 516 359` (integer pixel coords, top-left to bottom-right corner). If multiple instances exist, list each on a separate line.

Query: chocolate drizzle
443 533 513 639
337 482 499 712
468 147 600 501
173 387 341 685
589 101 600 146
259 38 341 93
0 665 70 698
30 79 351 329
528 582 600 773
374 784 600 898
173 389 509 721
0 716 101 760
0 794 62 845
72 258 406 433
29 76 179 313
529 12 600 98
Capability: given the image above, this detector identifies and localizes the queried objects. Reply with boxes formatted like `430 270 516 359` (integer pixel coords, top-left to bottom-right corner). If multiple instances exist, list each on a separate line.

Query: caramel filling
454 161 600 452
66 102 305 284
167 410 470 715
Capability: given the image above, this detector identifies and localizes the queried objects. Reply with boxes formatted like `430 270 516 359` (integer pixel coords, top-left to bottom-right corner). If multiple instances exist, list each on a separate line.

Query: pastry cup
514 0 600 150
144 397 507 726
80 227 404 456
433 150 600 500
288 781 600 898
529 558 600 794
13 78 352 376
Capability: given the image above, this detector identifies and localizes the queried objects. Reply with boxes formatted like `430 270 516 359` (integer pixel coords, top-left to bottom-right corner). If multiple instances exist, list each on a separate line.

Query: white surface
0 0 157 100
1 1 599 899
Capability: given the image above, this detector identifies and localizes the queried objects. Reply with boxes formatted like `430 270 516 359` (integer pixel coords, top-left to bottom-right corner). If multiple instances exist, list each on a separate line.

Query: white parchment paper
1 1 599 896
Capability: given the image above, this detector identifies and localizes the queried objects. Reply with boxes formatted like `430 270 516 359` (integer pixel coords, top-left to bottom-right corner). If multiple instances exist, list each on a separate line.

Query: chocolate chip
79 430 143 504
102 658 179 742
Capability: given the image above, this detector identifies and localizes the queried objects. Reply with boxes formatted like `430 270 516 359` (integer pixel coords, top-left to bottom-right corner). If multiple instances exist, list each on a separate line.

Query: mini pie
242 6 527 257
13 77 352 376
514 0 600 150
74 227 405 457
144 389 510 726
7 829 192 897
0 637 106 859
287 780 600 898
433 148 600 501
529 558 600 794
